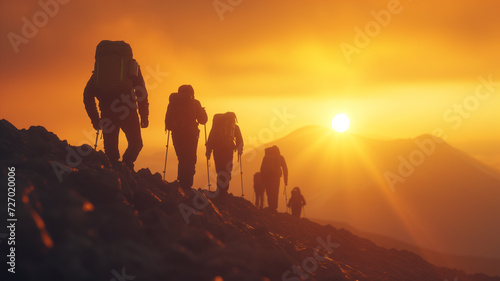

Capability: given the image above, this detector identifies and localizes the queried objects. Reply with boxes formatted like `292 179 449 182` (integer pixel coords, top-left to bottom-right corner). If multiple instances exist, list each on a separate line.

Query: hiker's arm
302 195 306 205
195 100 208 125
234 125 244 155
134 67 149 128
83 74 100 130
281 156 288 186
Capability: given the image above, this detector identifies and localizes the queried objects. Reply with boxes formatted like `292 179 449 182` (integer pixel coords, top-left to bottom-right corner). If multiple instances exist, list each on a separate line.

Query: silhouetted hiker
206 112 243 195
254 172 265 208
165 85 208 190
260 145 288 212
287 187 306 218
84 40 149 170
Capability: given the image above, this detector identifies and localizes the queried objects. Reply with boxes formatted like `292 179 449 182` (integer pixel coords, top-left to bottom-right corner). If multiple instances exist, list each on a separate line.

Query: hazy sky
2 0 500 170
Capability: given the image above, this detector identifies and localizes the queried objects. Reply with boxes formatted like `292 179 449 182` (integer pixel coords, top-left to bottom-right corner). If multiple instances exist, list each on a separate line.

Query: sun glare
332 113 350 133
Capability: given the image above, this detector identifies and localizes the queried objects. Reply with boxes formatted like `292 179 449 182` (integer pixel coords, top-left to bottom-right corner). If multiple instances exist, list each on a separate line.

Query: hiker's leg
102 116 120 163
184 135 198 188
257 192 263 208
213 149 223 192
214 148 232 193
121 110 143 168
262 195 265 208
172 132 189 188
270 176 280 210
171 132 182 180
263 177 273 208
223 150 234 192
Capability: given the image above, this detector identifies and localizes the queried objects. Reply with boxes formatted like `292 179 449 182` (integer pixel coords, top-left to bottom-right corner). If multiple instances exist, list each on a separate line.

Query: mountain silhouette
1 119 499 281
240 125 500 275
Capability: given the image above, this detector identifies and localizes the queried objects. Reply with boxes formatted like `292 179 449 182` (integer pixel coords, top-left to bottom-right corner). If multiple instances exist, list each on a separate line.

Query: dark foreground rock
0 119 498 281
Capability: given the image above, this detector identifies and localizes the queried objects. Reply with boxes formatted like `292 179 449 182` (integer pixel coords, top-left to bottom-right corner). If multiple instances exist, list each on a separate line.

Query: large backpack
208 112 237 148
165 92 197 131
260 145 282 176
93 40 138 97
289 187 303 208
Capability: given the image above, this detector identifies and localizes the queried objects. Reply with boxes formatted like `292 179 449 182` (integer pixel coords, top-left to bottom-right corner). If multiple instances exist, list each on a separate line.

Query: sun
331 113 350 133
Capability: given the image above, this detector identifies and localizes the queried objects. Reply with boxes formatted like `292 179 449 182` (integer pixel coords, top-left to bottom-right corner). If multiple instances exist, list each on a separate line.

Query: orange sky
3 1 500 266
2 0 500 171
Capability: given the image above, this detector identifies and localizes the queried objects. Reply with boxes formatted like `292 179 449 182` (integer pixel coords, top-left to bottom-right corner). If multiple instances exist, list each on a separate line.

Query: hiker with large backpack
206 112 243 195
253 172 265 208
165 85 208 190
83 40 149 170
287 187 306 218
260 145 288 212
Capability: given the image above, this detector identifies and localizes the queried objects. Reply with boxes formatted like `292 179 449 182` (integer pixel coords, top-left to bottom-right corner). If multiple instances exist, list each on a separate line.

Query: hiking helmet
178 85 194 98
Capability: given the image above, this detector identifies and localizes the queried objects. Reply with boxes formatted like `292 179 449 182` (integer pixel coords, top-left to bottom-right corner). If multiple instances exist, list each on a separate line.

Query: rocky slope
0 119 498 281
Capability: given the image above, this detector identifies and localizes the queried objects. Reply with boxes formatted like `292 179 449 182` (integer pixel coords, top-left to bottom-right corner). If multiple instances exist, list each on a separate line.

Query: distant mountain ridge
240 125 500 275
1 119 499 280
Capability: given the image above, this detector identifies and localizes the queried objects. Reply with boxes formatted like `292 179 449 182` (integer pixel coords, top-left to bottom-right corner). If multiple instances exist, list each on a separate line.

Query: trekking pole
163 130 170 181
204 124 211 191
303 205 306 218
94 129 100 150
239 153 244 197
